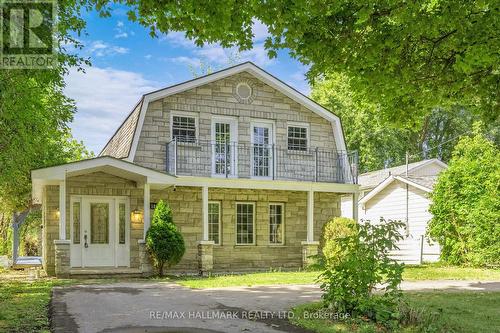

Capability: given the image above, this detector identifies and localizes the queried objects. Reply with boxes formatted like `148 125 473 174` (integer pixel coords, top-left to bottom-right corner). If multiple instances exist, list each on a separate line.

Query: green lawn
0 269 114 333
175 265 500 289
291 291 500 333
0 270 73 332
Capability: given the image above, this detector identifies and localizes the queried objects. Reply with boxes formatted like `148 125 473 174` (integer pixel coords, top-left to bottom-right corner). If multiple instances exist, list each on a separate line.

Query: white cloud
86 40 129 57
65 66 161 153
191 42 274 67
160 30 274 67
252 20 270 42
288 66 311 95
114 20 133 39
168 56 202 67
114 32 128 39
160 31 196 48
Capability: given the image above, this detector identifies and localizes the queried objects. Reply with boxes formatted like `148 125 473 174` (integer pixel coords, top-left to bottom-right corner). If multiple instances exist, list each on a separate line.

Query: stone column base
138 240 153 277
301 241 320 269
54 240 71 278
197 240 214 276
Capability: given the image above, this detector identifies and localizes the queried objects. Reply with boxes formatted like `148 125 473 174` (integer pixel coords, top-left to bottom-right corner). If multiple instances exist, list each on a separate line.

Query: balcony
166 140 358 184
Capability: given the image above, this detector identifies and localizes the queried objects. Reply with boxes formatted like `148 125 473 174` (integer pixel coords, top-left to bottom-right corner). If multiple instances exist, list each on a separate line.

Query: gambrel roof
99 62 347 161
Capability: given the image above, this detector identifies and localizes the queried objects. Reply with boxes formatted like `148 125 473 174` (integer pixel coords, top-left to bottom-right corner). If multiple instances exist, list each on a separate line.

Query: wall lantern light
131 209 143 223
55 208 60 218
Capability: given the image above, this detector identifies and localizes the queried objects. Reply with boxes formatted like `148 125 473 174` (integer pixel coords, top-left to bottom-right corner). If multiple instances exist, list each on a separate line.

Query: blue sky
65 6 310 154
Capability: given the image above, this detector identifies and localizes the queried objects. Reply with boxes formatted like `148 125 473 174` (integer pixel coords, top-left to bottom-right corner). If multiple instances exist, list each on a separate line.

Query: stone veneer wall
43 172 145 276
42 185 59 276
151 186 340 272
43 177 340 275
133 72 338 175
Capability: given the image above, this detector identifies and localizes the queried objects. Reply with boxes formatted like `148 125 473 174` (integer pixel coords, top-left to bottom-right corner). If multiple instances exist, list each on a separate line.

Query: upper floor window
172 115 197 143
287 125 308 151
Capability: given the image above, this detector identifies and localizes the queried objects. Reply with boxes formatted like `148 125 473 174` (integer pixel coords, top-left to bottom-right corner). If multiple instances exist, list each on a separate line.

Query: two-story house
31 62 359 277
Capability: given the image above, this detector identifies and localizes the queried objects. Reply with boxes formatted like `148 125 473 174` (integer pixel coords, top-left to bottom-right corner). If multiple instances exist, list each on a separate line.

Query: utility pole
405 151 409 176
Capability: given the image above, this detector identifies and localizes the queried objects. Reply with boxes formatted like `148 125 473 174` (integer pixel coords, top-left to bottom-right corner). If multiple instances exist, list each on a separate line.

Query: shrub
146 200 185 276
319 218 405 328
428 123 500 266
320 217 358 266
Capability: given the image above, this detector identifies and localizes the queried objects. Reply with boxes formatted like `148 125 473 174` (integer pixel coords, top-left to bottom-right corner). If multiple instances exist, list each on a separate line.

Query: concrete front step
69 267 143 279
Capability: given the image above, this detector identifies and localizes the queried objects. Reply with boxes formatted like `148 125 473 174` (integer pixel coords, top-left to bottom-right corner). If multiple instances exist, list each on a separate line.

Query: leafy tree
319 219 405 328
146 200 185 276
91 0 498 126
320 217 358 266
428 124 500 266
0 0 93 254
311 73 484 172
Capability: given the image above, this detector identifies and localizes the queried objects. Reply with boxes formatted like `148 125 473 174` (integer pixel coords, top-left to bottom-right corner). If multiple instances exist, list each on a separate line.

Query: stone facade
43 172 146 276
197 241 214 275
54 240 70 278
42 174 341 275
42 185 59 276
151 186 340 272
133 72 339 177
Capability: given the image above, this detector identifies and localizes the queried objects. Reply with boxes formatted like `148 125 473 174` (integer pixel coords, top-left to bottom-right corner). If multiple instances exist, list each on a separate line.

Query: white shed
342 159 447 264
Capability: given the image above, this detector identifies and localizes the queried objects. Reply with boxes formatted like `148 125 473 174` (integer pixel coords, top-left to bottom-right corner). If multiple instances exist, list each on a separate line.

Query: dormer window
172 115 197 143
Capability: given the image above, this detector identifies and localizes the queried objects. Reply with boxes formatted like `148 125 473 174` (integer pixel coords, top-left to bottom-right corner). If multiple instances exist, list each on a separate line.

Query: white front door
212 117 238 177
251 122 274 178
70 196 130 268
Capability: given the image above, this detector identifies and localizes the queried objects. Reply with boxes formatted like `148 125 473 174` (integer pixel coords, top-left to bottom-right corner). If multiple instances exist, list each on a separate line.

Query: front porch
32 157 359 277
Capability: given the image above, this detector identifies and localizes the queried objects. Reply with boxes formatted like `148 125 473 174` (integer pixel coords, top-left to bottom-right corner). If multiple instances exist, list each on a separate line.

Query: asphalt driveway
51 280 500 333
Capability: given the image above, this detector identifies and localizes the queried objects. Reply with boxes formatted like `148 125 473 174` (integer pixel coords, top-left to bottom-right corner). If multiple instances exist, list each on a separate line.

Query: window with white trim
287 125 308 151
208 202 221 244
172 115 197 142
236 203 254 244
269 204 284 244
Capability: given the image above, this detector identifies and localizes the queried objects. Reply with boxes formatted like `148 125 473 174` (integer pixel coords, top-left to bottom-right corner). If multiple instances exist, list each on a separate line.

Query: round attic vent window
236 82 252 100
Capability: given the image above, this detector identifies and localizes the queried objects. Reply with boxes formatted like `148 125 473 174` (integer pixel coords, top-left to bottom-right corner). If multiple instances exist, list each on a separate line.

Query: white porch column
202 186 209 241
58 179 66 240
143 183 151 238
352 191 359 222
307 190 314 242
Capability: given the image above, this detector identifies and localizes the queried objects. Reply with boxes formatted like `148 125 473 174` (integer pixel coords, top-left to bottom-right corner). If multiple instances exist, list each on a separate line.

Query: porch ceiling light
131 209 143 223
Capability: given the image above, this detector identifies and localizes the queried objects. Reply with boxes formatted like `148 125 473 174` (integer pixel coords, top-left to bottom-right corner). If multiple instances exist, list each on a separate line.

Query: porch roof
31 156 177 203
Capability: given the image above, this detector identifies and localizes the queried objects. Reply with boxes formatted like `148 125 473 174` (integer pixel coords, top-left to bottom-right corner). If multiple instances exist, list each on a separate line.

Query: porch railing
166 139 358 184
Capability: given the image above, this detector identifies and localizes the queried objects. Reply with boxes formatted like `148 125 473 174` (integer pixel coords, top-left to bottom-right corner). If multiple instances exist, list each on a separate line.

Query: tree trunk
158 262 164 277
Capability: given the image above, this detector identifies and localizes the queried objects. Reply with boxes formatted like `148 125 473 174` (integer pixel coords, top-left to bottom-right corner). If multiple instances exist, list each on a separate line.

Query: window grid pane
208 203 220 244
90 203 109 244
72 202 80 244
253 127 270 177
269 204 283 244
119 203 126 244
172 116 196 143
288 126 308 151
236 204 254 244
215 123 231 175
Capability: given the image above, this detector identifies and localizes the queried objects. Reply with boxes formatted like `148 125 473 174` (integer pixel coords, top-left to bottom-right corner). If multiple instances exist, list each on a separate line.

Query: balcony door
251 121 275 178
211 117 238 177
